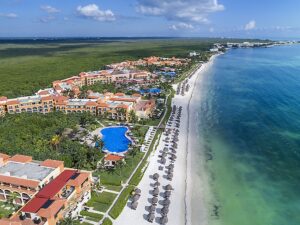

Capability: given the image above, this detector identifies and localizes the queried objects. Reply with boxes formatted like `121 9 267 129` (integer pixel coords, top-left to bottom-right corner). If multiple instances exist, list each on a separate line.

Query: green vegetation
103 184 122 192
109 186 135 219
0 112 102 169
102 217 113 225
0 39 216 98
0 202 16 219
95 151 144 186
86 191 117 212
80 210 103 222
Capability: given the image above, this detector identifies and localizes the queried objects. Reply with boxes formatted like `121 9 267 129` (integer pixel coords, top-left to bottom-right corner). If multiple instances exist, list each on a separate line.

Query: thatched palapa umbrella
165 184 173 190
153 173 159 180
149 205 156 212
161 207 169 215
131 201 138 210
154 181 160 186
148 213 155 223
153 189 159 196
161 216 168 224
133 194 140 201
164 191 171 197
135 188 141 195
152 197 158 204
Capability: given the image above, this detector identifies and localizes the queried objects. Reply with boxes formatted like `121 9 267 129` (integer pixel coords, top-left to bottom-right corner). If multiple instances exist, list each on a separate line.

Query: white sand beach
114 55 219 225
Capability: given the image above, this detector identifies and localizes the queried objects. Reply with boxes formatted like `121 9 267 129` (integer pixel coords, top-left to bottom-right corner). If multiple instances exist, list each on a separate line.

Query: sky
0 0 300 39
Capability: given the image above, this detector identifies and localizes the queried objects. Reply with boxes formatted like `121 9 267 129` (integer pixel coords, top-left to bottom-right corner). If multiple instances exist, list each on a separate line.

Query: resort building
0 153 92 225
5 95 54 115
103 154 124 168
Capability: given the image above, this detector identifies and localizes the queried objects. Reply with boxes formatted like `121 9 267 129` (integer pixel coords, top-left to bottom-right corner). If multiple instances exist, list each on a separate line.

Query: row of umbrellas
131 188 141 210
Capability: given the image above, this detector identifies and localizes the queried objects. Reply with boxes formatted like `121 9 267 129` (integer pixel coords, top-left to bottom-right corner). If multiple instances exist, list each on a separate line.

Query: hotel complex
0 56 190 120
0 153 92 225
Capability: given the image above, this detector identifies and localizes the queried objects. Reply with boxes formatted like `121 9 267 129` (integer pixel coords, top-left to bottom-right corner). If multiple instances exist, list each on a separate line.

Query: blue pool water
140 88 161 95
100 126 132 153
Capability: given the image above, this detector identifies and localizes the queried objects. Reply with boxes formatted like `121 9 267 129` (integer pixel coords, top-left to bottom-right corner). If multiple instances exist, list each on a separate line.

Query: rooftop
0 161 55 181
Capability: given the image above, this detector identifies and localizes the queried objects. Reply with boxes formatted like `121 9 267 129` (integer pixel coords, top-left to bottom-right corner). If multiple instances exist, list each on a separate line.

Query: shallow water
192 45 300 225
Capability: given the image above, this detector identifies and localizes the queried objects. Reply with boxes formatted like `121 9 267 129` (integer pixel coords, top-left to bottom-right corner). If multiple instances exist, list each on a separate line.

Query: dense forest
0 112 102 169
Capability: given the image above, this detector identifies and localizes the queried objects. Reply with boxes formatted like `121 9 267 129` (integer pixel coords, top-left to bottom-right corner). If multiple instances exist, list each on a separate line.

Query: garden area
86 191 117 213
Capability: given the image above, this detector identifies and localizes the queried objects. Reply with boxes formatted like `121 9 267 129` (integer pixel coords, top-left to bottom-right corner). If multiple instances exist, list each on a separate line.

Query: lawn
0 38 215 98
94 151 144 186
102 217 113 225
86 191 117 213
108 186 135 219
80 210 103 222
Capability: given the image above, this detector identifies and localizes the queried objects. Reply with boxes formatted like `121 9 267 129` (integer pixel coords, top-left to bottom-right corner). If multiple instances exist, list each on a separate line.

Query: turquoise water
197 45 300 225
100 126 131 153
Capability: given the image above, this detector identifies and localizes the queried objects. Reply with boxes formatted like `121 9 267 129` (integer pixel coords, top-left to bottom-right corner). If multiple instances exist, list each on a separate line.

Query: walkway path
97 91 171 224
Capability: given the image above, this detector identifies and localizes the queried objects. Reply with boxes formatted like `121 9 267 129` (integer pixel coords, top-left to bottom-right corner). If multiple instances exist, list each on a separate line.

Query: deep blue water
198 45 300 225
100 126 131 153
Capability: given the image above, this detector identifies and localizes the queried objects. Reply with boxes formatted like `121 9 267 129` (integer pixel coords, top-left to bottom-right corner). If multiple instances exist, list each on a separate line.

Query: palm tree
50 134 61 151
59 218 80 225
115 160 125 177
7 192 19 205
129 110 138 123
92 134 101 148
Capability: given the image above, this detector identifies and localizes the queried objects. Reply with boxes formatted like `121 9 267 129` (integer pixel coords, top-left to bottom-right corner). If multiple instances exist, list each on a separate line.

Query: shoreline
113 53 220 225
186 54 220 225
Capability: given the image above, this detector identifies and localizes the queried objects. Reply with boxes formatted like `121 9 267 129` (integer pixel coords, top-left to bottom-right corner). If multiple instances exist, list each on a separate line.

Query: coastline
186 54 220 225
113 53 220 225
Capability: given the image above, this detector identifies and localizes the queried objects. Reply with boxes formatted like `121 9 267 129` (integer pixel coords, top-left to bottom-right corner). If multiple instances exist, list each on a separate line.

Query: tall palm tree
59 218 80 225
92 134 101 148
50 134 61 151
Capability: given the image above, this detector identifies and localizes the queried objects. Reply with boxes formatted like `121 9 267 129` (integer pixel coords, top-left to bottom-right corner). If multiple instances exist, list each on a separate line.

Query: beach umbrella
161 158 166 164
152 197 158 204
153 173 159 180
165 184 173 190
135 188 141 195
153 189 159 196
133 194 140 201
131 201 138 210
163 199 171 205
149 205 156 212
167 174 173 179
161 207 169 215
154 181 160 186
161 216 168 224
164 191 171 197
148 213 155 222
167 164 174 169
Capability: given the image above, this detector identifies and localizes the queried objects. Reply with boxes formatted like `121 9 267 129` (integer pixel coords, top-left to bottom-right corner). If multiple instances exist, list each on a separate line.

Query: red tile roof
40 159 64 169
8 154 32 163
0 175 39 189
0 153 10 161
37 199 66 218
104 154 124 161
21 197 48 213
67 172 89 187
37 170 76 199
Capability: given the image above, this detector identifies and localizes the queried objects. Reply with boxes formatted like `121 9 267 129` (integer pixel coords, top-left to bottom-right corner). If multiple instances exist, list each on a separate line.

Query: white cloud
39 16 55 23
0 13 18 18
77 4 116 21
136 0 224 24
245 20 256 30
41 5 60 13
209 27 214 32
170 22 194 31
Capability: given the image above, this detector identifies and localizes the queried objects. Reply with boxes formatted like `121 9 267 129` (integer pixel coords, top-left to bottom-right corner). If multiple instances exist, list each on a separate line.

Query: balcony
61 186 75 199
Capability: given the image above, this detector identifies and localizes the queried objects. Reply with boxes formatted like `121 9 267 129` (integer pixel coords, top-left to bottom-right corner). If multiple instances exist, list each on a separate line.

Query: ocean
191 45 300 225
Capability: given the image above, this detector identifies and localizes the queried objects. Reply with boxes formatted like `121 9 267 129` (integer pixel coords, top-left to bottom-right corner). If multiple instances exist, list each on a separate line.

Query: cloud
136 0 224 24
209 27 214 32
41 5 60 13
170 22 194 31
0 13 18 18
77 4 116 21
245 20 256 30
39 16 55 23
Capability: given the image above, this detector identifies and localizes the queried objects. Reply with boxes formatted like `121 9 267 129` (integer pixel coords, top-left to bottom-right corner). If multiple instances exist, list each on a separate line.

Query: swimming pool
100 126 132 153
140 88 161 95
